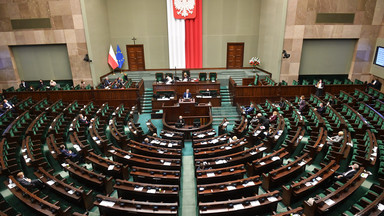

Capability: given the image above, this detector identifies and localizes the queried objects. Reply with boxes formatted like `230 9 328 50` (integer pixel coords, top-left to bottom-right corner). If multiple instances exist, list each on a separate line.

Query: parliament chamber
1 0 384 215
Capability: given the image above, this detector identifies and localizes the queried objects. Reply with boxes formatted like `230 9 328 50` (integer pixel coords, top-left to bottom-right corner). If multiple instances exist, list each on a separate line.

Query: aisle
180 141 197 216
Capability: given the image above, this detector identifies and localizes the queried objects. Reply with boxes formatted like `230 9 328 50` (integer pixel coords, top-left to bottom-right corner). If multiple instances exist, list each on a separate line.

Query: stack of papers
108 165 115 170
47 180 56 186
147 189 156 194
207 173 215 177
243 181 255 187
163 162 172 166
267 196 278 202
134 187 144 191
99 200 115 207
226 186 236 190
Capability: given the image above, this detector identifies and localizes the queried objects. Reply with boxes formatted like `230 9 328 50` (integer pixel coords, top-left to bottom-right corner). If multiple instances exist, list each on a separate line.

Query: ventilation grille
316 13 355 24
11 18 51 29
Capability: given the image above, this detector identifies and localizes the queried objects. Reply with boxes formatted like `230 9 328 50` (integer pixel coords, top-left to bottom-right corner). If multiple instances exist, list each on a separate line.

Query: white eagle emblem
174 0 195 17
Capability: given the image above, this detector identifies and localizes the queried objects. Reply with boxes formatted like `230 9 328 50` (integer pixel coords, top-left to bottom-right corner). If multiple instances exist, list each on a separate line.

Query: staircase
142 88 153 114
220 86 232 106
212 86 240 130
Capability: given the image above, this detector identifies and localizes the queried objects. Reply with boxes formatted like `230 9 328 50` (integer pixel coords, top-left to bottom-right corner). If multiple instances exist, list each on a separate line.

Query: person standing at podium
183 89 192 100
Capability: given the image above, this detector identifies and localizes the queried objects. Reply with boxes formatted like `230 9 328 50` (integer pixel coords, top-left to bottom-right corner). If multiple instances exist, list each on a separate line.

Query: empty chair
199 72 207 81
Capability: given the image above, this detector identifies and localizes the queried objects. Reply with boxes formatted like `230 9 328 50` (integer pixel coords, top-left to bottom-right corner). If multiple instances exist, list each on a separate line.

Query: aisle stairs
212 86 240 131
141 88 153 114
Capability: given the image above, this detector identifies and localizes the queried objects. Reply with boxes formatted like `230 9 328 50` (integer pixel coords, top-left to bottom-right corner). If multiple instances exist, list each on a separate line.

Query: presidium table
162 98 213 133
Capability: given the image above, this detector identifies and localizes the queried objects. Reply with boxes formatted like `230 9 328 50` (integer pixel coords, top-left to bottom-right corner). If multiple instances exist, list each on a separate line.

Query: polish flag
167 0 202 69
108 45 118 69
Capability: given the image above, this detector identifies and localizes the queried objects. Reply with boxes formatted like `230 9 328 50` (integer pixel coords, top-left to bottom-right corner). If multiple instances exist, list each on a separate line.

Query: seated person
78 114 89 125
176 115 185 128
3 99 14 110
152 133 157 137
50 80 60 88
60 145 83 162
314 103 326 116
326 99 334 107
269 111 278 124
183 89 192 100
38 79 45 90
182 72 190 82
80 81 87 89
19 80 28 91
113 77 124 89
244 104 255 115
16 172 44 189
334 163 359 181
165 75 173 84
229 136 238 143
327 131 344 146
104 77 111 88
368 79 382 90
278 99 286 110
142 138 151 145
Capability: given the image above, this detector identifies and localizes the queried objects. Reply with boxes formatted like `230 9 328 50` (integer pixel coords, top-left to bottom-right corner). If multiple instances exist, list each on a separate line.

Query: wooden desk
153 81 220 97
162 101 212 133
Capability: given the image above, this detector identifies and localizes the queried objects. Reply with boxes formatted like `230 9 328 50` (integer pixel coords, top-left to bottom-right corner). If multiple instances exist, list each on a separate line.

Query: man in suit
104 77 111 88
3 99 14 110
19 80 28 91
183 89 192 99
327 131 344 146
334 164 359 181
16 172 44 189
244 104 255 115
177 115 185 127
38 79 45 90
315 103 326 116
257 113 270 130
60 145 83 162
315 79 324 96
368 79 382 90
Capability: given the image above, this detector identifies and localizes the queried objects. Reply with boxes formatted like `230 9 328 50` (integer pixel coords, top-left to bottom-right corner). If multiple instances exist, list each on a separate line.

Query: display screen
374 46 384 67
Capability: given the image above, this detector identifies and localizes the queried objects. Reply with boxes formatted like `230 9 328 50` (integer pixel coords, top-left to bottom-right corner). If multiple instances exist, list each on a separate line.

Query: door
126 45 145 71
226 43 244 69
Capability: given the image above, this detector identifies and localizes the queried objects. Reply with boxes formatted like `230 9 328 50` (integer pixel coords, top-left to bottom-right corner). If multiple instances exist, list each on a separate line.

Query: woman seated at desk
165 75 173 84
182 72 190 82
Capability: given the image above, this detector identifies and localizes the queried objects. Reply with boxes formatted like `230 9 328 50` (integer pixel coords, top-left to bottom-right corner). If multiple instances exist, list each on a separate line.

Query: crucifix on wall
132 37 137 45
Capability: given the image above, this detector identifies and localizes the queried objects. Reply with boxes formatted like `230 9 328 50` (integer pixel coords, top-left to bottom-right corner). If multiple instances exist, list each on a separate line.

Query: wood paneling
126 45 145 71
226 43 244 69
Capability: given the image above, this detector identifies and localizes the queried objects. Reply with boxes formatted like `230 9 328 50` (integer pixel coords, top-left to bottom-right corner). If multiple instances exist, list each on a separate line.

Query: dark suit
258 116 270 130
3 101 14 110
38 82 45 90
183 92 192 99
335 167 357 180
316 106 325 116
104 79 111 87
368 80 382 90
177 118 185 126
19 82 28 90
17 177 44 189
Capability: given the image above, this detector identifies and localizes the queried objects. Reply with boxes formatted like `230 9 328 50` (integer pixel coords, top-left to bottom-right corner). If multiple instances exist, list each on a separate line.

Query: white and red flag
107 45 118 69
167 0 202 69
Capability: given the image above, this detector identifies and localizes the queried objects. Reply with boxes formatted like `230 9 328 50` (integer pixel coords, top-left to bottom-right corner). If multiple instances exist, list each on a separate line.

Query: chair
209 72 217 81
155 72 164 82
199 72 207 81
193 118 201 127
165 73 174 79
